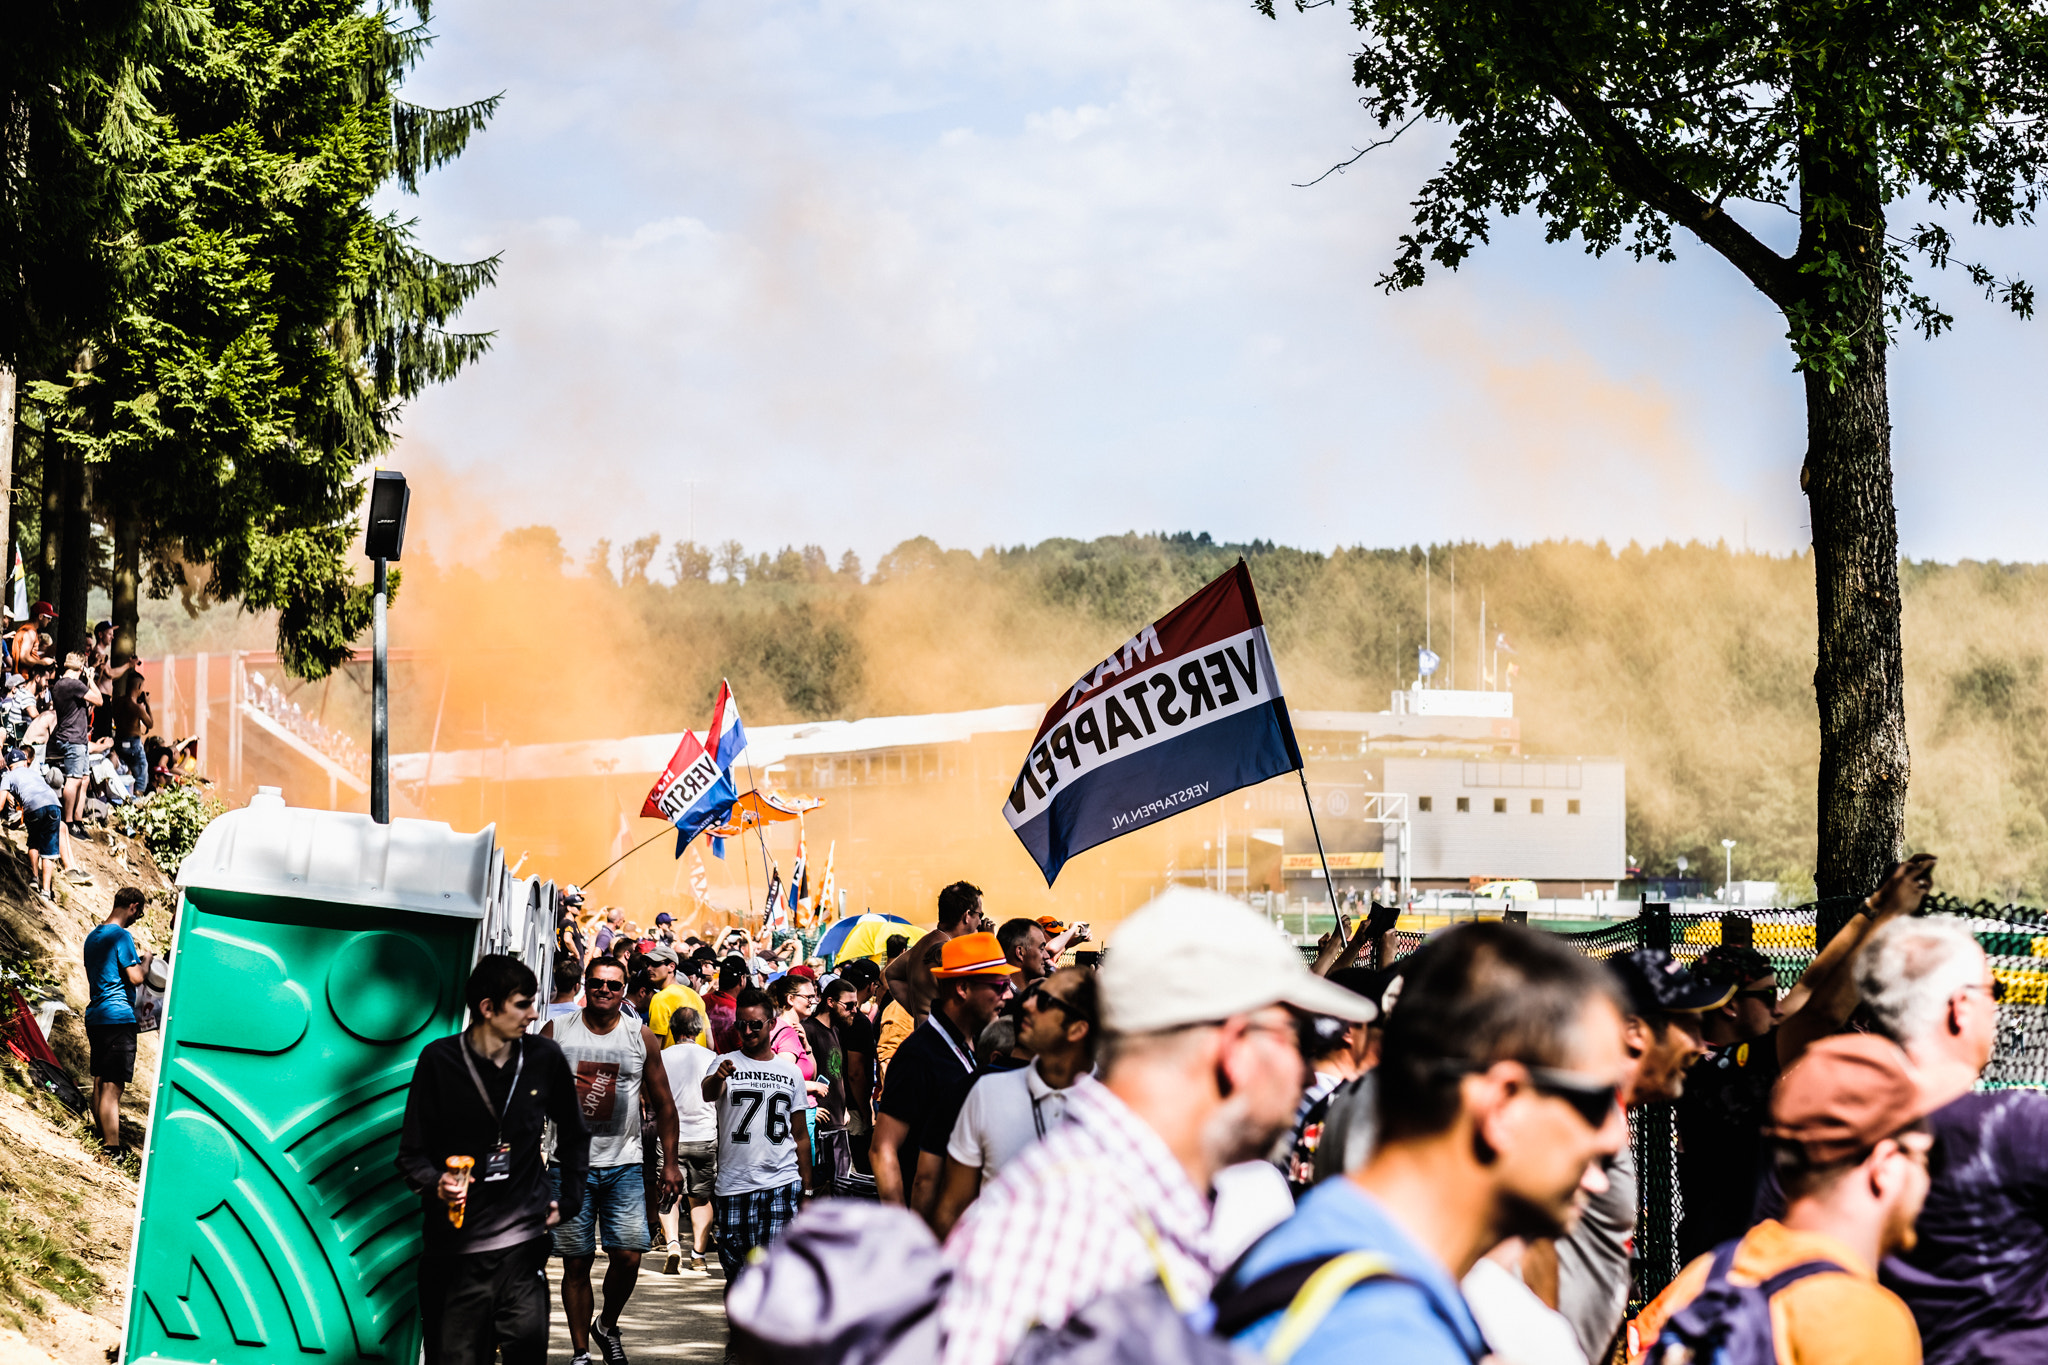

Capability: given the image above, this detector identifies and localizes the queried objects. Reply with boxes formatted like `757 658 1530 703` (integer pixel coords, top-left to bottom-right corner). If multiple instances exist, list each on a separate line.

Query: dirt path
544 1254 731 1363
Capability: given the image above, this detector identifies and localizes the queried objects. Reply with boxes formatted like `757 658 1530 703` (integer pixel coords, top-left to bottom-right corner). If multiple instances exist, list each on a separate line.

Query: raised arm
1777 854 1936 1067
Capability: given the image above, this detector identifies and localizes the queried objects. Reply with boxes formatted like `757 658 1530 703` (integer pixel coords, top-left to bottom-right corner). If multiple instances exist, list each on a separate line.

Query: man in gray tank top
543 954 682 1365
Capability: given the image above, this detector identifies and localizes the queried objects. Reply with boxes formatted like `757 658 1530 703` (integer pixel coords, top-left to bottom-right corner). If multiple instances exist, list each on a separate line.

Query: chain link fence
1371 894 2048 1306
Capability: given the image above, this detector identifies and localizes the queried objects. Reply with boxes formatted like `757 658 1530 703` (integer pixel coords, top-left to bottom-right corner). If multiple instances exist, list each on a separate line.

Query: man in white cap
938 889 1374 1365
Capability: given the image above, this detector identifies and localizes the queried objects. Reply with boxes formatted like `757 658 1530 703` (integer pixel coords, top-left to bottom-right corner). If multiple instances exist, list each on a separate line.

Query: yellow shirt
1630 1220 1921 1365
645 983 711 1049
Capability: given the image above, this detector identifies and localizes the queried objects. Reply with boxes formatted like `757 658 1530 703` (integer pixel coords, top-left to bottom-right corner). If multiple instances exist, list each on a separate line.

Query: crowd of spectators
0 602 194 898
403 852 2045 1365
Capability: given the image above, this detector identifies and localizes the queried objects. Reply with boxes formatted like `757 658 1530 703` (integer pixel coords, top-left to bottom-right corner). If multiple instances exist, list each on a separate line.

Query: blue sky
387 0 2048 569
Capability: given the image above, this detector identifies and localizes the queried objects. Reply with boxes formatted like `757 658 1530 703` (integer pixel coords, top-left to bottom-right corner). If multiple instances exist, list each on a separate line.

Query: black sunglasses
1022 983 1092 1026
584 979 625 995
738 1018 769 1031
1525 1067 1623 1129
1429 1059 1618 1129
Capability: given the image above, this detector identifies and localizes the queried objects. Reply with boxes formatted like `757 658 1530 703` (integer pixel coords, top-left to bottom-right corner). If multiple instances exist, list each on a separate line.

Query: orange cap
932 931 1020 979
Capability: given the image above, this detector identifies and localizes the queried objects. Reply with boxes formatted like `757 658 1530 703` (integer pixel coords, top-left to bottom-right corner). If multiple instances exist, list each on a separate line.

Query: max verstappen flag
1004 561 1302 884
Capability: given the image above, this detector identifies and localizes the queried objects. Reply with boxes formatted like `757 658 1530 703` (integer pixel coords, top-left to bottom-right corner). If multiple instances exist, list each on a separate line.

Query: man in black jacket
397 954 591 1365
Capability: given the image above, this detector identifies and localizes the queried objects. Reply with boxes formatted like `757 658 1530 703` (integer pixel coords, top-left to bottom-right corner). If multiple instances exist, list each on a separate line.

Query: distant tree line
430 527 2048 904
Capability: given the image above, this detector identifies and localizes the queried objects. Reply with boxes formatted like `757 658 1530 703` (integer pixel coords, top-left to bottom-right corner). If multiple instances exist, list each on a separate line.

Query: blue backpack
1646 1239 1845 1365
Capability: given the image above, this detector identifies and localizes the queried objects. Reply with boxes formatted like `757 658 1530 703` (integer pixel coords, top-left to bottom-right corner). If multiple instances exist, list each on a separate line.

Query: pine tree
29 0 499 675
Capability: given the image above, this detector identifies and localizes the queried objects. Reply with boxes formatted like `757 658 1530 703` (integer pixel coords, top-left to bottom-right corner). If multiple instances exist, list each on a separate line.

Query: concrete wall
1386 755 1626 881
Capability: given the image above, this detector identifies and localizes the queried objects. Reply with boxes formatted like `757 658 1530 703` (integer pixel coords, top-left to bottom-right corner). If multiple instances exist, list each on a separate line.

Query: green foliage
1264 0 2048 377
24 0 497 678
118 783 228 875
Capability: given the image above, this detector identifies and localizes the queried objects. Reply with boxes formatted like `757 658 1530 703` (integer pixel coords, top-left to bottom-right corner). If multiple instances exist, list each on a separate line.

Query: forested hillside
145 530 2048 904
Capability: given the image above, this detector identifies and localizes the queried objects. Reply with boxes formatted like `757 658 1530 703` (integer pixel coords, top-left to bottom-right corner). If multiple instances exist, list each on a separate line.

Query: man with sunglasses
541 957 683 1365
1857 915 2048 1365
873 930 1016 1221
932 967 1098 1238
1674 944 1787 1261
1223 922 1628 1365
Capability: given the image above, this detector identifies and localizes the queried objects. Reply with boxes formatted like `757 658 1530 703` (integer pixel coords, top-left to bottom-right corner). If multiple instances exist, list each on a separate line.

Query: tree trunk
0 365 15 605
112 500 139 664
1802 224 1907 900
55 447 89 660
35 427 61 608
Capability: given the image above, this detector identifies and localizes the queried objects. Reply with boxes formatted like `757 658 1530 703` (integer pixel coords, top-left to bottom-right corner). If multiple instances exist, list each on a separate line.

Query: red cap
1768 1034 1937 1164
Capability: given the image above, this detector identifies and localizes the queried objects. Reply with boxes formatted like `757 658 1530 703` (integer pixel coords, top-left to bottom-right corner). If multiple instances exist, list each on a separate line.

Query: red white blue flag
1003 561 1301 884
643 680 746 856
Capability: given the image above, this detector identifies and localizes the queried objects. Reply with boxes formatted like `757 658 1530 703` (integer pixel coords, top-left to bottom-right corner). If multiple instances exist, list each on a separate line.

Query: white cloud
389 0 2048 568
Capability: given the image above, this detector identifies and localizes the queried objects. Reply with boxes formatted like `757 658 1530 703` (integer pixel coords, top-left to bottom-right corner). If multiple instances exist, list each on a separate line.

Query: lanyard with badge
931 1012 973 1075
460 1037 524 1181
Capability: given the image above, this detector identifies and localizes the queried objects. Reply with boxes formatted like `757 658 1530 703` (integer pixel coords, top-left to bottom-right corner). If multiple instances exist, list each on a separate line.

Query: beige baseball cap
1098 888 1377 1034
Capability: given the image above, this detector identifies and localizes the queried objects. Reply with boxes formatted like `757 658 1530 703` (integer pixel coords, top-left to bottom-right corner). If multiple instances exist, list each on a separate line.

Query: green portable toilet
123 793 501 1365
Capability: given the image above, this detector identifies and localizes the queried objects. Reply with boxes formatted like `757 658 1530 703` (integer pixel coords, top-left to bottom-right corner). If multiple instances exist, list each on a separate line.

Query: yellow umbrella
830 917 924 967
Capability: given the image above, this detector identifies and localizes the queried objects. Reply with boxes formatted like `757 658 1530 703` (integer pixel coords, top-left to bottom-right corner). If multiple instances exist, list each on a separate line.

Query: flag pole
1298 769 1352 942
580 825 674 886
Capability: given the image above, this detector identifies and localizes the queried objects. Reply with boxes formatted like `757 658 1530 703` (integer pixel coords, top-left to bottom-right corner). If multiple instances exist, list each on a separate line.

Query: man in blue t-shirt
1224 923 1630 1365
0 746 65 899
83 887 150 1157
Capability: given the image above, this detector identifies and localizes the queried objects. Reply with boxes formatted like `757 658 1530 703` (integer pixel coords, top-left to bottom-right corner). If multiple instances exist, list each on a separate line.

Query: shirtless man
10 603 55 671
883 881 985 1024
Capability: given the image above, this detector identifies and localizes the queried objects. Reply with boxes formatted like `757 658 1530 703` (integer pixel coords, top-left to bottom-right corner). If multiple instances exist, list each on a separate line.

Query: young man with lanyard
397 956 590 1365
872 930 1016 1221
703 988 814 1282
542 955 682 1365
932 965 1097 1238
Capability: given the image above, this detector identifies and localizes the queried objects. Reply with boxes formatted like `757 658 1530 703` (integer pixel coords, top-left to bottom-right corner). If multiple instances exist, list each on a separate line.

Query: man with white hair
1856 914 2048 1365
937 889 1375 1365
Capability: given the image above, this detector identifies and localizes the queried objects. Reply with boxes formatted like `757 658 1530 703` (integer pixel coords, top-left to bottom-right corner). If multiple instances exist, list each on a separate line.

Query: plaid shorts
713 1182 801 1279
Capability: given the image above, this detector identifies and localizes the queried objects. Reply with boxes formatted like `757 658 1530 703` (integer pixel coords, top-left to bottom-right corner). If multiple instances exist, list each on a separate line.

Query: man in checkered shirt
939 889 1375 1365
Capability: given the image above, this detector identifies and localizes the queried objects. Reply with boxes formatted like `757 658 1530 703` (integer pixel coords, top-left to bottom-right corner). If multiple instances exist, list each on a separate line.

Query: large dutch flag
1004 561 1303 885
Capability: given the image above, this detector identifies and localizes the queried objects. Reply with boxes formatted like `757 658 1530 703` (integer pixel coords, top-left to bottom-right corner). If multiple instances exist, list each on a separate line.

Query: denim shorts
23 805 58 857
60 742 90 779
548 1162 651 1258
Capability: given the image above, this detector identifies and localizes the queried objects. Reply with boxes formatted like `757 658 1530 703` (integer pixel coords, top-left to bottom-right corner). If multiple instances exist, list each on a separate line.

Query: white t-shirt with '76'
712 1052 805 1196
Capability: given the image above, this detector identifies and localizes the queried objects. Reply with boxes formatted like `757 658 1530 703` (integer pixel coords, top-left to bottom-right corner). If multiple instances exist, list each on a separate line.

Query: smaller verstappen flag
762 867 783 927
1004 561 1301 885
811 841 836 923
689 848 710 905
